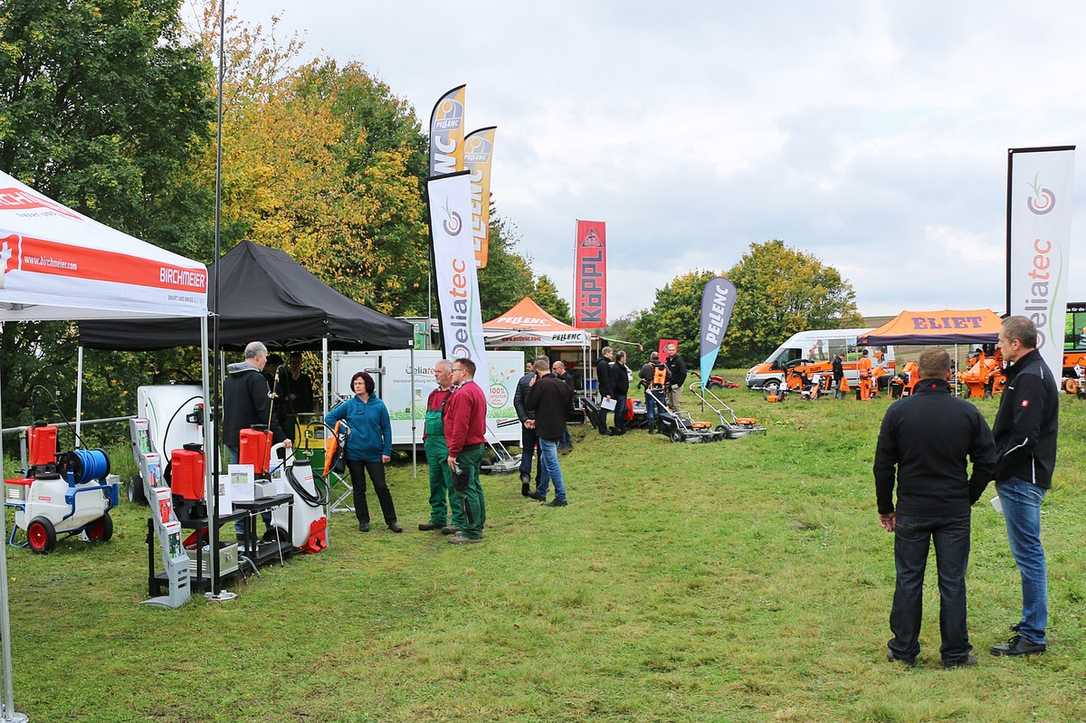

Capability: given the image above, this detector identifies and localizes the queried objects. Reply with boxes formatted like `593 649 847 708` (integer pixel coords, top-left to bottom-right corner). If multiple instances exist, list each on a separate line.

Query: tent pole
410 341 417 479
75 345 84 442
322 337 329 419
0 326 29 723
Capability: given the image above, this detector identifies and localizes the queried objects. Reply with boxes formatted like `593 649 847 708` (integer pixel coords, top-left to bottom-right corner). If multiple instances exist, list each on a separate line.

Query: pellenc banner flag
699 277 736 388
1007 146 1075 379
429 85 466 176
427 171 488 388
574 220 606 328
464 126 496 269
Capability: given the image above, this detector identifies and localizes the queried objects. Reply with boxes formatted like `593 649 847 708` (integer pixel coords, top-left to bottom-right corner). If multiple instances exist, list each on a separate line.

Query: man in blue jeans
990 316 1059 656
525 356 574 507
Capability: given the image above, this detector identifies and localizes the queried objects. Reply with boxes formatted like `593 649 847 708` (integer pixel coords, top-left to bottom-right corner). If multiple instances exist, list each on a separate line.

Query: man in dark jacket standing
526 356 575 506
664 342 687 411
989 316 1059 657
873 349 996 668
513 365 543 497
610 350 631 435
552 361 575 451
595 346 614 434
832 353 845 399
639 351 668 430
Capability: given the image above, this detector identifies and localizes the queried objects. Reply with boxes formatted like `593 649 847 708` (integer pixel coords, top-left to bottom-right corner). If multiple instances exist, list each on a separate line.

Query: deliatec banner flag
574 220 606 328
699 277 736 388
427 171 488 388
464 126 496 269
1007 146 1075 379
429 85 466 176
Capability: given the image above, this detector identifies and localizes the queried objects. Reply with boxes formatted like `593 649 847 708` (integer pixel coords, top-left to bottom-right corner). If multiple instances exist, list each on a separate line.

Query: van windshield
770 347 803 369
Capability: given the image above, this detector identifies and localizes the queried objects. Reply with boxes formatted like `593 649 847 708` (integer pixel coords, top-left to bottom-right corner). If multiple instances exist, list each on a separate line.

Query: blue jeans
519 424 543 480
535 438 567 502
645 392 658 426
997 478 1048 645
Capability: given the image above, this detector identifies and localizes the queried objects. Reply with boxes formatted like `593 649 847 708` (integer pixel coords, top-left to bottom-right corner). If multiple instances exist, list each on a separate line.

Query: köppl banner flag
574 220 606 328
1007 146 1075 379
429 85 466 176
427 171 489 388
699 277 736 388
464 126 496 269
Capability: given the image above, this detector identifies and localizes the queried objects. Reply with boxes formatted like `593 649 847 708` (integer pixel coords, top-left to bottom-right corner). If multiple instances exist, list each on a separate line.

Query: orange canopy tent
859 309 1003 345
483 297 590 347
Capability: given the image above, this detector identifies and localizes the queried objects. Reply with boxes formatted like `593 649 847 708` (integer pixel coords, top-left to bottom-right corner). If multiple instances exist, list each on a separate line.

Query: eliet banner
429 85 466 176
1007 146 1075 379
574 220 606 328
427 171 489 390
699 277 736 388
464 126 496 269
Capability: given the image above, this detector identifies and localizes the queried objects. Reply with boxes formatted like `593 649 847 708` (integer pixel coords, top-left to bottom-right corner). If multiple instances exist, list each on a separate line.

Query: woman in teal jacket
325 371 401 533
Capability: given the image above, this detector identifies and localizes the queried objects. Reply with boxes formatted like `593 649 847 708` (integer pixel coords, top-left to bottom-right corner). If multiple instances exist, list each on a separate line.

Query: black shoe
441 526 458 535
359 522 370 532
545 499 568 507
609 429 625 436
886 650 916 667
943 654 977 669
519 472 530 485
520 482 530 497
418 521 445 531
526 491 546 502
388 522 403 533
990 634 1045 656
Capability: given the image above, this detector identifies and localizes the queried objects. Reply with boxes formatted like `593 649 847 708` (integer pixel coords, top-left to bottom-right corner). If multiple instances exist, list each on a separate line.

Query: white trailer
330 350 524 447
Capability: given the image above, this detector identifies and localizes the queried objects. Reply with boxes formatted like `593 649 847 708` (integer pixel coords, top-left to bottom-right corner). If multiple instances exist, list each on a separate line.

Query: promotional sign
658 339 679 360
464 126 496 269
429 85 466 176
574 220 606 327
1066 302 1086 352
427 172 489 390
1007 146 1075 379
699 277 736 387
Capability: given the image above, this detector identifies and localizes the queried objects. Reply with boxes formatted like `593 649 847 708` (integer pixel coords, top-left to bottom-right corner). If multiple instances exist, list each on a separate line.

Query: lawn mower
688 383 766 438
5 422 119 554
690 371 740 390
646 388 726 443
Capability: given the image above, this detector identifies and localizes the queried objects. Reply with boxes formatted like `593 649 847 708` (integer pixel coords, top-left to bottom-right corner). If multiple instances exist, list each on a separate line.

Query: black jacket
873 378 996 516
278 370 314 416
610 362 630 396
832 356 844 381
596 356 613 396
992 349 1059 488
526 373 574 441
513 372 535 423
223 362 287 450
666 354 687 388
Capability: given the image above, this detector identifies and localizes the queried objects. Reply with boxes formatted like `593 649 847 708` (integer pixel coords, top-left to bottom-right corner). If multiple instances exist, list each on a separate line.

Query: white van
745 328 895 389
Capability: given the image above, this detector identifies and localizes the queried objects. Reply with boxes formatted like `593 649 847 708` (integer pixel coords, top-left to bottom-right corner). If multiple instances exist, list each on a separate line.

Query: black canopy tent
79 240 413 351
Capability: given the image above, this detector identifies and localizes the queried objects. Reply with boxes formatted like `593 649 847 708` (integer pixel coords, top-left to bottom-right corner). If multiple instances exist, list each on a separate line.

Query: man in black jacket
664 343 687 411
989 316 1059 657
610 350 631 435
873 349 996 668
513 365 543 497
639 351 668 431
832 353 845 399
552 361 575 451
595 346 614 434
525 356 575 506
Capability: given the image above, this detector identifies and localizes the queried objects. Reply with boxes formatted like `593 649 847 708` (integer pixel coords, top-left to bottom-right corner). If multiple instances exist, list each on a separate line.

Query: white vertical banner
428 171 489 393
1007 146 1075 379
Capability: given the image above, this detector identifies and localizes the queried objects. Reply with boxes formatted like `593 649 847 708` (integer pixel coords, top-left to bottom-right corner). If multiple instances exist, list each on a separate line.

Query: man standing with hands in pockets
443 358 488 545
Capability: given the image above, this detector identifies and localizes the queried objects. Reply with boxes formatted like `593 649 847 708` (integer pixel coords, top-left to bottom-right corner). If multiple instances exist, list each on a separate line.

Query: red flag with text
574 220 606 328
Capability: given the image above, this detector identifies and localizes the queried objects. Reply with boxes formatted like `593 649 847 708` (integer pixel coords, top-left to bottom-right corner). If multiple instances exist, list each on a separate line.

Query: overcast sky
236 0 1086 321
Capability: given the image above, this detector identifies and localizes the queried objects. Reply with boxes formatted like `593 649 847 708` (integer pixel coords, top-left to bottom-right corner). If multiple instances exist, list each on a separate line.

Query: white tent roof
483 296 589 347
0 171 207 322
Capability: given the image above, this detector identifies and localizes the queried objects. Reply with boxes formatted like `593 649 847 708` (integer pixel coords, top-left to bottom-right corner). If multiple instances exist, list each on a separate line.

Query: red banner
658 339 679 360
574 220 606 328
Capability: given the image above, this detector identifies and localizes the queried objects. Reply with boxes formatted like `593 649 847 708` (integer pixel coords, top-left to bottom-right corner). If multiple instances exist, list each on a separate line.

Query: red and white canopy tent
0 170 210 720
483 297 592 394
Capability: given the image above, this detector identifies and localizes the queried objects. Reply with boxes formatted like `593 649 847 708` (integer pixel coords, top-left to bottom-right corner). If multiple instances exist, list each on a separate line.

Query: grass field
5 374 1086 721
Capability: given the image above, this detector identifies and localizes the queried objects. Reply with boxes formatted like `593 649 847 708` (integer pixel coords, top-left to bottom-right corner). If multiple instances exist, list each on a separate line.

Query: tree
724 240 862 364
476 215 535 320
533 275 572 324
0 0 213 425
631 270 716 364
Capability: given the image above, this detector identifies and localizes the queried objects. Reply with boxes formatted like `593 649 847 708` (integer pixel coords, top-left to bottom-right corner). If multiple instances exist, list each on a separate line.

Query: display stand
233 494 295 568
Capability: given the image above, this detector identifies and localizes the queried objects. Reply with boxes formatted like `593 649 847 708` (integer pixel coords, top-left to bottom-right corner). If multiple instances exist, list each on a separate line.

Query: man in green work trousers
418 360 464 535
443 357 488 544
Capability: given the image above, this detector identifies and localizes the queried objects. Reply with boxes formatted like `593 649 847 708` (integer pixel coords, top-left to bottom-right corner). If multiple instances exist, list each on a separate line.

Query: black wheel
27 517 56 554
671 430 684 443
708 380 722 389
85 513 113 543
127 476 147 506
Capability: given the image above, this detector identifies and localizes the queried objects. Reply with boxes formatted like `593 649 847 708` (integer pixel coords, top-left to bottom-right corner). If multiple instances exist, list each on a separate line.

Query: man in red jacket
444 357 488 544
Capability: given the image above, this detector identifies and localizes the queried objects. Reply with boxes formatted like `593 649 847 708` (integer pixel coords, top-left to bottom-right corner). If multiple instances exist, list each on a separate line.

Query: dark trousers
596 399 611 434
519 425 543 480
346 459 397 526
613 394 627 432
888 513 972 663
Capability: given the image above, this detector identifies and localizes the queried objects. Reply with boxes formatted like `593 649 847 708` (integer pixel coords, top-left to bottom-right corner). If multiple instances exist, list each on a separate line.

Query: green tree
533 275 572 324
476 215 535 320
724 240 862 364
0 0 213 426
631 270 716 365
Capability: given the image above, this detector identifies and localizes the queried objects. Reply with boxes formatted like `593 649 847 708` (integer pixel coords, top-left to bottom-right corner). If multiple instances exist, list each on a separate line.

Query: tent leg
410 342 417 479
322 336 330 541
75 345 84 443
203 316 234 602
0 327 28 722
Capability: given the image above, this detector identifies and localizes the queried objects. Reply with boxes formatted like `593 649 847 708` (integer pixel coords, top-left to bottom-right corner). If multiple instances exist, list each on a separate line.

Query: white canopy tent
0 170 210 721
